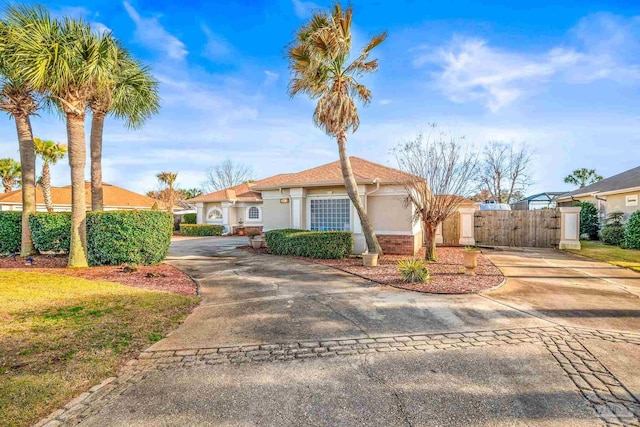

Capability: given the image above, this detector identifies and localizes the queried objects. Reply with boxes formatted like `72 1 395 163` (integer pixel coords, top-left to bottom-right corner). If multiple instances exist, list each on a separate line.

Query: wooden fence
474 210 561 248
441 215 460 246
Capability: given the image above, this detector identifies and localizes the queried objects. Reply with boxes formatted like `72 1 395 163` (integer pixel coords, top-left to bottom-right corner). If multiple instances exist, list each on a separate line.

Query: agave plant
397 258 430 284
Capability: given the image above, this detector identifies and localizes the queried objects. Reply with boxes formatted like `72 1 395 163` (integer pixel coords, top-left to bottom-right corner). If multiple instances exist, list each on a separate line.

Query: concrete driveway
45 238 639 426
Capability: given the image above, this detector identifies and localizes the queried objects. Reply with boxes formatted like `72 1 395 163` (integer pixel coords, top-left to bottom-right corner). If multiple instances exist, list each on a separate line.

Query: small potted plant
462 246 481 276
362 252 379 267
237 218 245 236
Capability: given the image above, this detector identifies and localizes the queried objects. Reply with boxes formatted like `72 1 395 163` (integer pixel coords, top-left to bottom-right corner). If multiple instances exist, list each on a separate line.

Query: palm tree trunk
41 162 54 213
66 113 89 268
14 115 36 256
423 221 437 262
337 131 383 255
2 178 12 193
90 112 105 211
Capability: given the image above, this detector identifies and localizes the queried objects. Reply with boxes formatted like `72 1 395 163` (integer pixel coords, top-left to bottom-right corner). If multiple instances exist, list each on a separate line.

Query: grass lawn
566 241 640 272
0 271 199 427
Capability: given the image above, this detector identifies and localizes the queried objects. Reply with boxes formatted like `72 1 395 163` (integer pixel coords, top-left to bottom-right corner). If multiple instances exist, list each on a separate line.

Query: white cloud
419 13 640 112
201 24 232 60
378 99 392 105
291 0 318 19
264 70 279 85
122 1 188 60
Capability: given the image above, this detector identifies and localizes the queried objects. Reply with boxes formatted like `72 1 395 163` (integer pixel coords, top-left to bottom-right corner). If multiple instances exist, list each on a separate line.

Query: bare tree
477 142 532 204
203 159 253 192
393 127 478 261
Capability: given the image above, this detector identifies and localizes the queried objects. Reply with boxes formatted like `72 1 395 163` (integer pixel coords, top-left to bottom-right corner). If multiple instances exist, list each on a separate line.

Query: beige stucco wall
262 198 291 230
202 202 223 224
367 195 412 233
565 190 640 220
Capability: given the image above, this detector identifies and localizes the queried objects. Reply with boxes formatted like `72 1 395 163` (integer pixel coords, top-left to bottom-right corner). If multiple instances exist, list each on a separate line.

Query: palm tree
90 48 159 211
156 171 179 213
33 138 67 212
0 13 39 256
286 3 386 254
0 158 21 193
6 6 120 267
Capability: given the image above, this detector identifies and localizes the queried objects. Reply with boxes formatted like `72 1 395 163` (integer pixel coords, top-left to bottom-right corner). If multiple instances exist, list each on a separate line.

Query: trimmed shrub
624 210 640 249
265 229 353 259
180 224 224 236
29 213 71 252
0 211 21 255
600 212 625 246
397 258 430 283
182 213 197 224
87 211 173 266
575 201 599 240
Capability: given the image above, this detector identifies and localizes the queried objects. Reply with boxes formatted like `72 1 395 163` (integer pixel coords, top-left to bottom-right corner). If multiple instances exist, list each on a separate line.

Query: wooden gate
474 210 561 247
441 215 460 246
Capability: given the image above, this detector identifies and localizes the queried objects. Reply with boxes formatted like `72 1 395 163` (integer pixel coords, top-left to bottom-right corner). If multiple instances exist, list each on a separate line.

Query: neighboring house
0 182 157 212
189 157 422 255
556 166 640 220
510 192 565 210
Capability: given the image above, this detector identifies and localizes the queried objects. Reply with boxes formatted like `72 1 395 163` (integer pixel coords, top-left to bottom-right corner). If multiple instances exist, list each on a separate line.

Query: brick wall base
377 234 418 255
233 226 263 236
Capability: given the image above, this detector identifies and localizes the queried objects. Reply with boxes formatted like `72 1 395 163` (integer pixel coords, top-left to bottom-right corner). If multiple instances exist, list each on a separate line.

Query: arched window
247 206 260 220
207 208 223 221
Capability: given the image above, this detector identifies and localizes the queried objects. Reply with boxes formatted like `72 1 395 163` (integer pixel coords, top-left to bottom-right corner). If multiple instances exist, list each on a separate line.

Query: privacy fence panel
441 215 460 246
474 210 561 248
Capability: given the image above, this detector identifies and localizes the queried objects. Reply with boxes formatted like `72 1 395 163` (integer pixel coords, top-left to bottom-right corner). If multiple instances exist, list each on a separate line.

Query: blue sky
1 0 639 195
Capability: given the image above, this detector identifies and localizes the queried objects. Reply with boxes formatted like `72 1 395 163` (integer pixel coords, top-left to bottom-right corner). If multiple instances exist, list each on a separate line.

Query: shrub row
1 211 173 265
576 201 600 240
600 212 625 246
265 229 353 259
0 212 22 255
179 224 224 236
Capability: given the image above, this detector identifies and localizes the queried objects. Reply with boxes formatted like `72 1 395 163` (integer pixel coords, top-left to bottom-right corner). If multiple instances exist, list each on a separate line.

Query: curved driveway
70 237 640 427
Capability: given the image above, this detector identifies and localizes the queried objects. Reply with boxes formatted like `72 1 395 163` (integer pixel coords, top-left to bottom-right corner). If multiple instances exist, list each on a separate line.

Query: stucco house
188 157 422 255
556 166 640 220
0 182 157 212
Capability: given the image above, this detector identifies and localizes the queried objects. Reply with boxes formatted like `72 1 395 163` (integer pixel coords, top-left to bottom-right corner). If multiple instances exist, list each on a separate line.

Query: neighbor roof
187 182 261 203
0 182 156 208
251 157 416 190
556 166 640 200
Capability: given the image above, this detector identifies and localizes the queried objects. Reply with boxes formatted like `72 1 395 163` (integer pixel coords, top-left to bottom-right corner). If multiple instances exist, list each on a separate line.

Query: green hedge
600 212 625 246
624 211 640 249
0 211 21 255
3 211 173 265
264 229 353 259
87 211 173 266
29 213 71 253
182 213 197 224
575 201 599 240
179 224 224 236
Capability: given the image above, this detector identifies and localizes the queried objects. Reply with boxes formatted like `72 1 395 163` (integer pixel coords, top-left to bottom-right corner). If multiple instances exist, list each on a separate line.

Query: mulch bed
0 255 197 297
238 245 504 294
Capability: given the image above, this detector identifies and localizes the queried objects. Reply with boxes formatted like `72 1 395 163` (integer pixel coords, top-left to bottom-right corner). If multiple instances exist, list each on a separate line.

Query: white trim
625 194 638 207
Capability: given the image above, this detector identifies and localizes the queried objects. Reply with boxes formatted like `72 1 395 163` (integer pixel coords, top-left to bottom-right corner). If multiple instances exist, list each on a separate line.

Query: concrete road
63 238 640 426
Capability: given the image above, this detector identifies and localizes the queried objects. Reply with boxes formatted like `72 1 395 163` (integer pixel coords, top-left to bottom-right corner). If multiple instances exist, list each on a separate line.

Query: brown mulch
0 255 197 296
238 245 504 294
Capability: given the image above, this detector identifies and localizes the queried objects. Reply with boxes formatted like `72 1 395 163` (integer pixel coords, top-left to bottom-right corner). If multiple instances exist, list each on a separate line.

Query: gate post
435 222 443 244
459 207 476 246
559 207 581 250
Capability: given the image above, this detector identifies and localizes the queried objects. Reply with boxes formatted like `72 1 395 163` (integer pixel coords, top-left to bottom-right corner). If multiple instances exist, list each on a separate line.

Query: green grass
0 271 199 427
566 241 640 272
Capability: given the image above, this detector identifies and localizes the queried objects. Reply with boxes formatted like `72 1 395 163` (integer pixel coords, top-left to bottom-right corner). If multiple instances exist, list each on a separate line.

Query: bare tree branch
476 142 532 203
392 125 478 261
202 159 254 192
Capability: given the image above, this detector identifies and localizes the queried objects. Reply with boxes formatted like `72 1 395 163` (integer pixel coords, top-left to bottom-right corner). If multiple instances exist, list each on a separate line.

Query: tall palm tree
0 158 21 193
6 6 120 267
0 14 39 256
33 138 67 212
286 3 386 254
90 49 159 211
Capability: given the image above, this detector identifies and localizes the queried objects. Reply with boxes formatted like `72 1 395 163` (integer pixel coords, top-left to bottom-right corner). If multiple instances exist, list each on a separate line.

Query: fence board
474 210 561 248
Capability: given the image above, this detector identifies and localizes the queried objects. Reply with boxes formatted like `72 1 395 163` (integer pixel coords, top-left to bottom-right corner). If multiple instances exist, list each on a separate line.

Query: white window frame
306 196 352 232
626 194 638 207
246 206 262 222
206 207 223 223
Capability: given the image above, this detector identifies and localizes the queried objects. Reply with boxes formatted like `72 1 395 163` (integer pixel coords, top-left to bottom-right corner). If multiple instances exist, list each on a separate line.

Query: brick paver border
35 326 640 427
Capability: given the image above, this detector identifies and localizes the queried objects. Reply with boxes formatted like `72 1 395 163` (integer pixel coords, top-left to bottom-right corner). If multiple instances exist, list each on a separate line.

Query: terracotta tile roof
252 157 416 190
187 182 262 203
0 182 156 208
